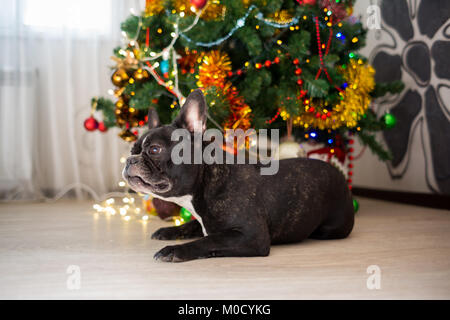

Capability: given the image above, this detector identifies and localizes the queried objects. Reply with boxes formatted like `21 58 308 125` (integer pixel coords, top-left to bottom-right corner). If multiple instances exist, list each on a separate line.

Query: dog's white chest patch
148 193 207 236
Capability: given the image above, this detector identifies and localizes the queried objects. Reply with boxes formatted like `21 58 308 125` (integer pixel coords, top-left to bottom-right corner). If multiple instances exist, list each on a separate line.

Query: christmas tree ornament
190 0 207 10
115 98 127 109
383 112 397 129
111 68 129 87
118 128 137 142
297 0 317 6
133 68 149 82
152 198 180 220
84 117 99 131
116 114 127 126
180 207 192 222
114 87 125 98
160 60 170 74
98 122 108 132
353 198 359 213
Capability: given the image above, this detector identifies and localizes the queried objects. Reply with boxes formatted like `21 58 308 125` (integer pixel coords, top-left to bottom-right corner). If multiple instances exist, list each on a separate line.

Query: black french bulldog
123 89 354 262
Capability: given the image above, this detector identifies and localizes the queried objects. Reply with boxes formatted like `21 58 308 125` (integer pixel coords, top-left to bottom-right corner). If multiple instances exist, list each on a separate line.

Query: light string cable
137 6 205 101
179 5 256 47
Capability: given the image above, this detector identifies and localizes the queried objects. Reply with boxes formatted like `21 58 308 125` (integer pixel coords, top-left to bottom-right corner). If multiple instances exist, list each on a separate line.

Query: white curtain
0 0 143 201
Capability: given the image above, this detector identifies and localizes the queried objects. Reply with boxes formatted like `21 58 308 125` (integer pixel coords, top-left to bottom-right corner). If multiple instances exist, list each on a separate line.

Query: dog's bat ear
174 89 207 133
147 107 160 129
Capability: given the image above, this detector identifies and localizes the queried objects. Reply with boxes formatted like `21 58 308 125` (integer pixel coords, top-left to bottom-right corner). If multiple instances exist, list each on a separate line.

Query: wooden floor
0 197 449 299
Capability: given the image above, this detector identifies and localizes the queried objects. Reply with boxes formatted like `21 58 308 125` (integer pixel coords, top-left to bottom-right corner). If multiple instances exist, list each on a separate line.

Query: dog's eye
149 145 162 155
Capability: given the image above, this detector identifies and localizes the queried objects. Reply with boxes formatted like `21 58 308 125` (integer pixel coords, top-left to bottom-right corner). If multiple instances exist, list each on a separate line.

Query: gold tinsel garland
144 0 164 17
197 50 252 131
265 9 295 25
290 60 375 130
145 0 225 21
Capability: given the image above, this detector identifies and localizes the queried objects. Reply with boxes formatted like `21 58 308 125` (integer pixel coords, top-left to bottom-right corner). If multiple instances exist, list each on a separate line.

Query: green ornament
180 207 192 222
384 113 397 129
353 198 359 214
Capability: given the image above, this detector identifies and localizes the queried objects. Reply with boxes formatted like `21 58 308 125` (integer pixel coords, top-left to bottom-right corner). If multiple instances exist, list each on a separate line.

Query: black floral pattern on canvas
370 0 450 193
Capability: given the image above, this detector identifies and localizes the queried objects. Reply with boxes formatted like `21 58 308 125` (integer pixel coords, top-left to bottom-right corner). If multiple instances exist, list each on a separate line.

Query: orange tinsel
197 51 252 131
197 50 231 89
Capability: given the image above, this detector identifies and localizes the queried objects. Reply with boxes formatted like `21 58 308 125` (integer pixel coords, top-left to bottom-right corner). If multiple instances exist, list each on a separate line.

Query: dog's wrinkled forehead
131 125 175 155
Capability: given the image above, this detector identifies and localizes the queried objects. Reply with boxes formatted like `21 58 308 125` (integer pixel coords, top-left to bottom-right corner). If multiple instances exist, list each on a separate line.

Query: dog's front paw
154 245 187 262
151 227 180 240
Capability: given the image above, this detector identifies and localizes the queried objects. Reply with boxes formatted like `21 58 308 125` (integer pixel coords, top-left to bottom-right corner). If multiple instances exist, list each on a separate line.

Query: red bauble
297 79 304 86
297 0 317 5
84 117 98 131
98 122 108 132
190 0 207 10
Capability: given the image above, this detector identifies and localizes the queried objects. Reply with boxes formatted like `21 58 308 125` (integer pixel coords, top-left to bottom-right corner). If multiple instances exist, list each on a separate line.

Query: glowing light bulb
142 215 149 221
120 208 127 216
106 198 115 205
124 216 131 221
118 181 126 187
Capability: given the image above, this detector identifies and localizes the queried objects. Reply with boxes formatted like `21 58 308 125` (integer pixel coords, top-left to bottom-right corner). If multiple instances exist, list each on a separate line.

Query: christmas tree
86 0 403 191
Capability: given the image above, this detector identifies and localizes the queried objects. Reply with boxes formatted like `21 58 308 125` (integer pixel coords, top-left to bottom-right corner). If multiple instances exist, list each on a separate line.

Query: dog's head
122 89 207 197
